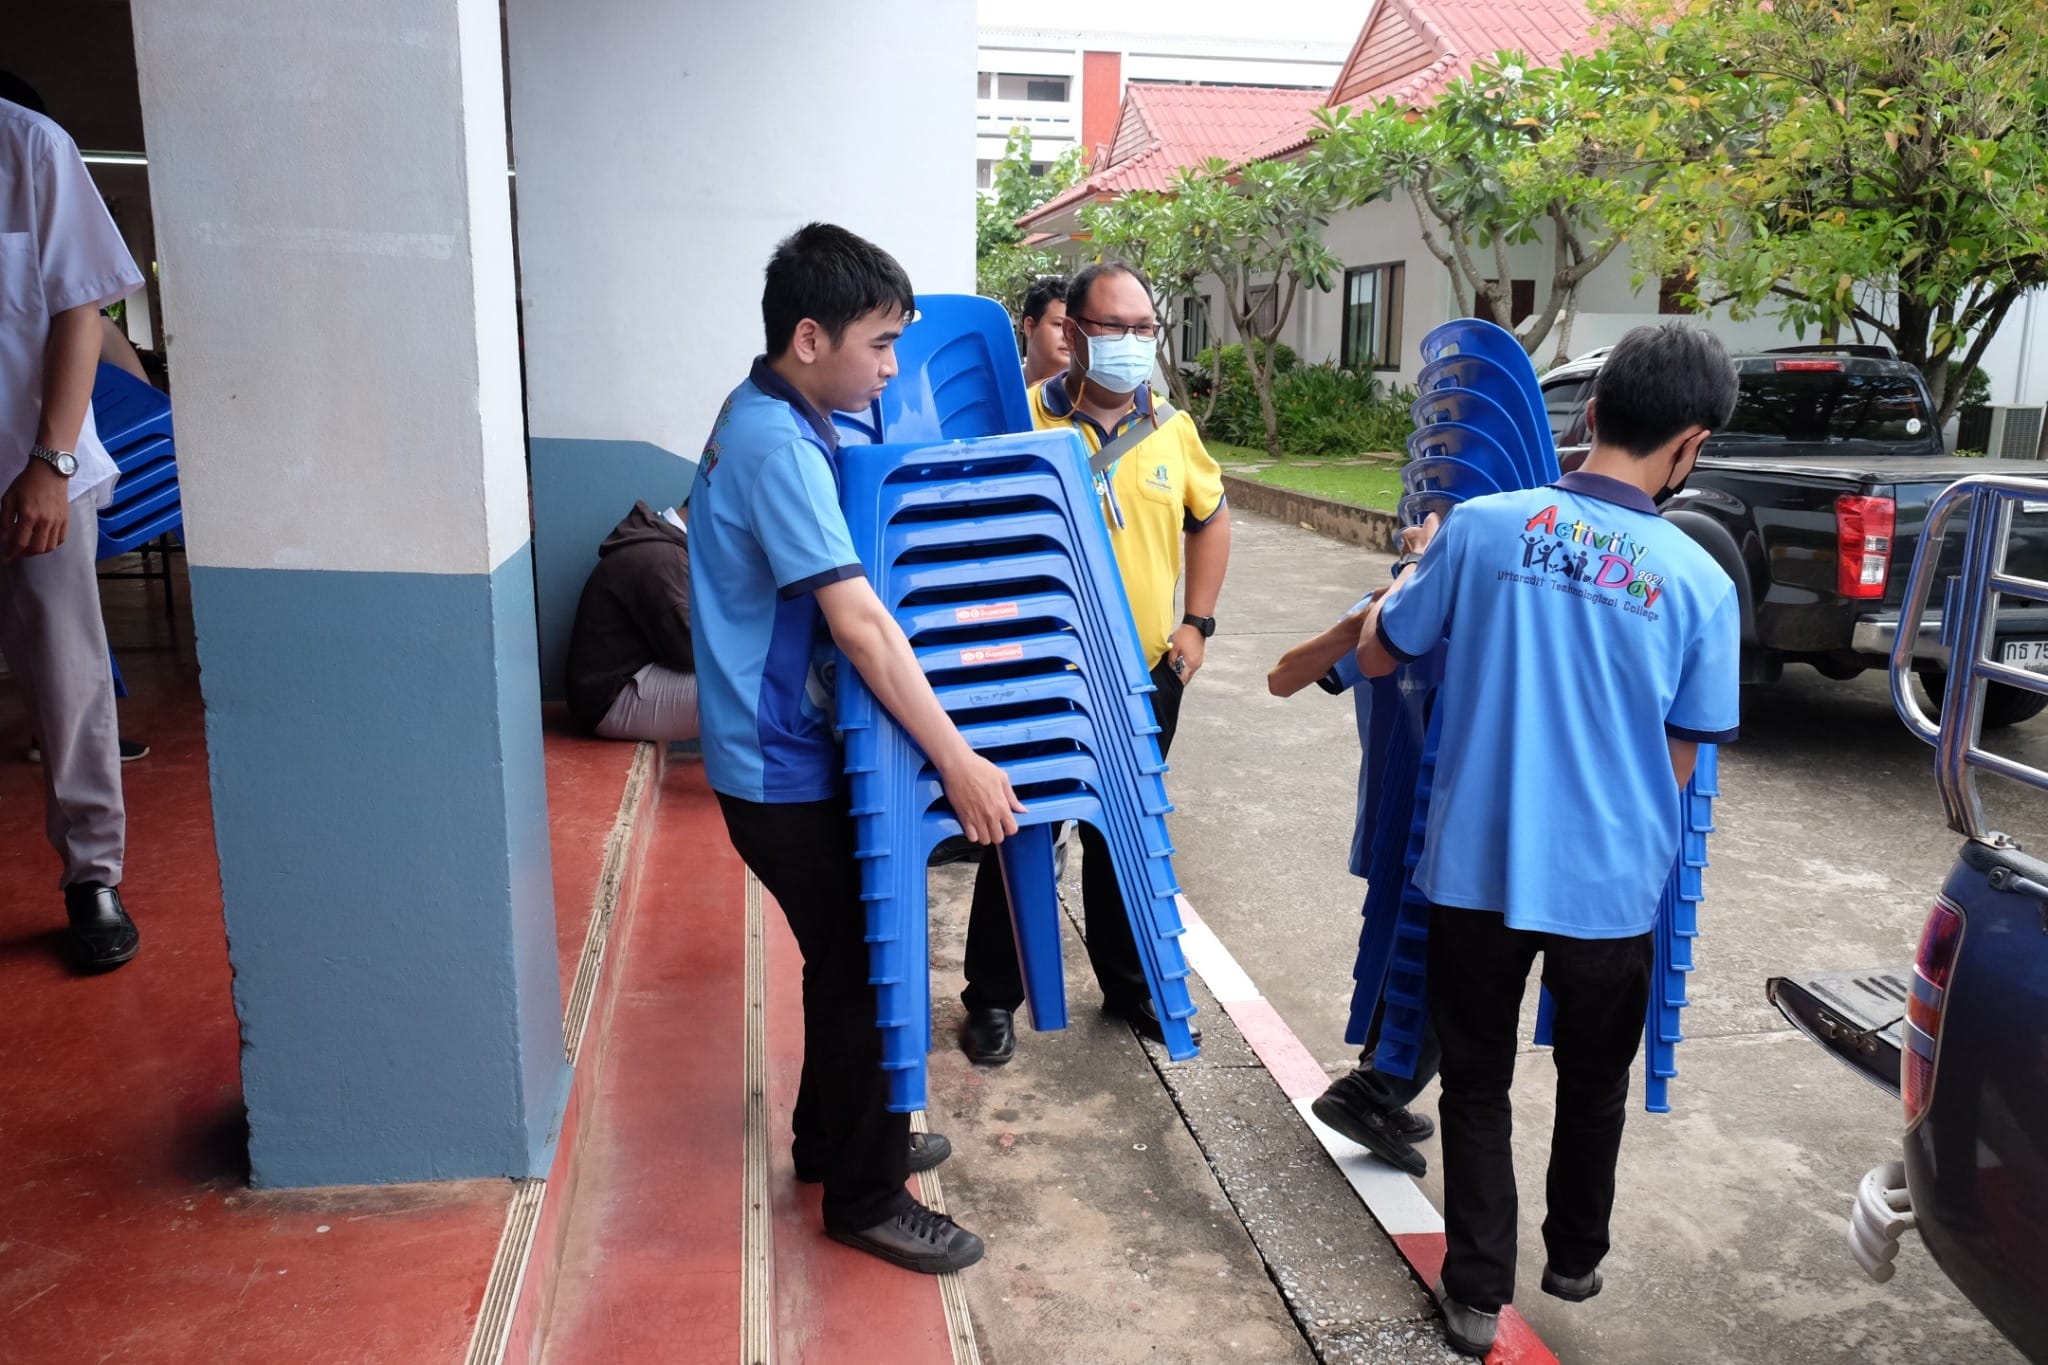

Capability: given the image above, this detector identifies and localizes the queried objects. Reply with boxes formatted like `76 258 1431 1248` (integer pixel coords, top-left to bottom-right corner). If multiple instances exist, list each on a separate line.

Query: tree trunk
1549 295 1578 369
1257 326 1282 460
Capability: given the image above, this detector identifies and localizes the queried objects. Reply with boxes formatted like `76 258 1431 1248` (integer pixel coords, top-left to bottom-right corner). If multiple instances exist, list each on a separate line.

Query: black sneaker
64 882 140 972
795 1131 952 1184
828 1199 984 1274
1311 1079 1427 1177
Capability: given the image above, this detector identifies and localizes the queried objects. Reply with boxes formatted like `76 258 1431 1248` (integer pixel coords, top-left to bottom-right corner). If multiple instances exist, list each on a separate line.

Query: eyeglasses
1071 314 1160 341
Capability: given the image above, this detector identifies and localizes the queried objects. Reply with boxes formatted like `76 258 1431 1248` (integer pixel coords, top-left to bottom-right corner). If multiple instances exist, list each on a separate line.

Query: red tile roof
1017 82 1325 232
1017 0 1597 231
1264 0 1595 159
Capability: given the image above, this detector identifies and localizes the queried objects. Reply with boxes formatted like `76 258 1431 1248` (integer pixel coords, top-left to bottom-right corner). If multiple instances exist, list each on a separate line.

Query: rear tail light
1903 899 1964 1126
1775 358 1846 371
1837 495 1896 599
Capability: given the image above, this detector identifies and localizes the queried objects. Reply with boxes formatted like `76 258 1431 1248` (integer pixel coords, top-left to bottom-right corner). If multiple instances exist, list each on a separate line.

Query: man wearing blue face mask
958 261 1234 1065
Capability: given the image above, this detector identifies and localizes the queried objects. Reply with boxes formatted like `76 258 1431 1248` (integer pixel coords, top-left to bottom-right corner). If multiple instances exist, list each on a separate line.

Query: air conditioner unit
1985 404 2047 460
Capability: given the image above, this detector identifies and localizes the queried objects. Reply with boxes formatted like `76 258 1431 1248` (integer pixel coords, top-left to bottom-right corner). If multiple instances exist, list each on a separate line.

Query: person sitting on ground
1268 520 1442 1180
1018 274 1069 386
564 499 700 742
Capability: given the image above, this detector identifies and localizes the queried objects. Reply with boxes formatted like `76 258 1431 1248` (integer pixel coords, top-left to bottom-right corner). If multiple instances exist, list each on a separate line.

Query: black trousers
1349 994 1443 1111
962 657 1185 1013
718 792 911 1233
1428 902 1651 1312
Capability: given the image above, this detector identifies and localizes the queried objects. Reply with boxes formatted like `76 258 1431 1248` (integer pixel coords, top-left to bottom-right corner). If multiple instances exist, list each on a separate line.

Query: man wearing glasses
957 261 1233 1064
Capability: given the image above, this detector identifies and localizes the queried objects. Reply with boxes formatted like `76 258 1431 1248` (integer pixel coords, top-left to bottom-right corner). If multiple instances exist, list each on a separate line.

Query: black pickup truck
1769 473 2048 1363
1542 347 2048 726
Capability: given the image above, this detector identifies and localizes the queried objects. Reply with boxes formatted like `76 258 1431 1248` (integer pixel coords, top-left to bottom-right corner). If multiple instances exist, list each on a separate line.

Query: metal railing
1890 475 2048 840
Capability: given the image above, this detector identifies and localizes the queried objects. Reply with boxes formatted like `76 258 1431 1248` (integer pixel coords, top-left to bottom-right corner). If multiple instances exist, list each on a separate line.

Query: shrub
1271 363 1416 456
1189 341 1297 447
1189 345 1415 455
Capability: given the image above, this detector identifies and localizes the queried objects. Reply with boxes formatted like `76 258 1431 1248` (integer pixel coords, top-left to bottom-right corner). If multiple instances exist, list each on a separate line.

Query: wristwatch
1181 613 1216 639
28 444 77 477
1390 551 1423 580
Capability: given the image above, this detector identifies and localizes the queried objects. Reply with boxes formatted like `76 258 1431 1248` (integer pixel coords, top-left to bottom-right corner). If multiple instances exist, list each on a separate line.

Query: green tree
1320 50 1676 364
1170 156 1343 459
1079 190 1220 417
974 129 1086 314
1615 0 2048 422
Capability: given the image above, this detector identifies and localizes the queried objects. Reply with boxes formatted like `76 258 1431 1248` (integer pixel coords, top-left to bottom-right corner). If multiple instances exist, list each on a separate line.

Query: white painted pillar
504 0 977 697
130 0 565 1186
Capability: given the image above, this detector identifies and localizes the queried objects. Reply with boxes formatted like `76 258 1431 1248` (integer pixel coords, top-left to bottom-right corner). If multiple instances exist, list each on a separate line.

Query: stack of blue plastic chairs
832 296 1200 1114
1347 318 1717 1112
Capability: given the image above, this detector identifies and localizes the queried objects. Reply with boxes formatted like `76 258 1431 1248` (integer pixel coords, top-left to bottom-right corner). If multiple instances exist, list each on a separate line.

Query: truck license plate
2001 639 2048 671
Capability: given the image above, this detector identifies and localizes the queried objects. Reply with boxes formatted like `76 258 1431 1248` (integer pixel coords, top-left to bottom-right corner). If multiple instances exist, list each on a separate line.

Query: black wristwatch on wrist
1181 612 1216 639
1390 552 1423 581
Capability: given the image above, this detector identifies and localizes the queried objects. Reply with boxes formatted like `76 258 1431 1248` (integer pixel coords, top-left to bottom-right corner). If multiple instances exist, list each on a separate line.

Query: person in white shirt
0 76 146 970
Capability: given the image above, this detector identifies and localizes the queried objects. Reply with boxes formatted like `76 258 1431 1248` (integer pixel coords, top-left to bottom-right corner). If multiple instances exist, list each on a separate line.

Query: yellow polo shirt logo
1028 380 1227 667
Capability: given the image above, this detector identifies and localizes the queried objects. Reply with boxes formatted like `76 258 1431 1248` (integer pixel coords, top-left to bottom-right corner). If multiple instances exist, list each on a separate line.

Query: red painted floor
765 908 956 1365
538 765 748 1365
540 766 957 1365
0 569 645 1365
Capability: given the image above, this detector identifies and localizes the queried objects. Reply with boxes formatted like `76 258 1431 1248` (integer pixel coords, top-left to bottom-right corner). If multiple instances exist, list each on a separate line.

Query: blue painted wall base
529 436 697 702
192 547 568 1186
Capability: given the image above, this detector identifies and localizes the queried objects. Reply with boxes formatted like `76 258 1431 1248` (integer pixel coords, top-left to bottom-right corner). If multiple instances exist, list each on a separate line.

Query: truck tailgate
1766 969 1909 1096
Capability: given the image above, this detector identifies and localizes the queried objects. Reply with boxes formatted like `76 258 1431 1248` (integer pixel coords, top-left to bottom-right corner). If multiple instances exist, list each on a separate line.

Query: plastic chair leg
998 822 1069 1032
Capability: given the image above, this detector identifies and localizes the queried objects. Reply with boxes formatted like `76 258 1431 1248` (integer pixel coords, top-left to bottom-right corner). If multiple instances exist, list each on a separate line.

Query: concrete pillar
130 0 566 1186
504 0 975 699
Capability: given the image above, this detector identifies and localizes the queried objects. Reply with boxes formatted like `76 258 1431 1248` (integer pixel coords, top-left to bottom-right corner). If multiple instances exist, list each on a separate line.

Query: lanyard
1073 406 1155 533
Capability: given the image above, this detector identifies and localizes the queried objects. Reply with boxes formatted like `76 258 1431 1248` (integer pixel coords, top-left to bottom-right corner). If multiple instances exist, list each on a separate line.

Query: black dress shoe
1102 995 1202 1047
64 882 139 972
1310 1087 1427 1177
828 1199 984 1274
959 1007 1016 1065
795 1131 953 1184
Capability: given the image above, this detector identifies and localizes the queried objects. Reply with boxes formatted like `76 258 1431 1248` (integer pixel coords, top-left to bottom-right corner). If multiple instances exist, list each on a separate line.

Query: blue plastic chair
833 294 1034 445
1418 319 1554 472
88 364 184 670
91 364 182 560
1402 454 1505 501
1410 386 1538 483
835 427 1200 1111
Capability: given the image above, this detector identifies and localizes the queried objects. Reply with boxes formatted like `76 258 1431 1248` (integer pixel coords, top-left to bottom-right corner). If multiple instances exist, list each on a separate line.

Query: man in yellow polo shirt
959 261 1233 1063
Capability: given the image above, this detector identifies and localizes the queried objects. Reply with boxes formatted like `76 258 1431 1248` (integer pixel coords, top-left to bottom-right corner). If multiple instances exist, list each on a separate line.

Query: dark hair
1589 323 1740 457
761 222 915 358
1022 276 1068 324
1066 261 1153 318
0 72 50 117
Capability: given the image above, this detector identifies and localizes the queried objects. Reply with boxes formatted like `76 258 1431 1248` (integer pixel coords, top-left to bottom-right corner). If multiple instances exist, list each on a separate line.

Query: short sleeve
1325 650 1367 694
31 123 143 316
1179 417 1227 528
1666 581 1742 743
1376 512 1468 662
746 439 865 598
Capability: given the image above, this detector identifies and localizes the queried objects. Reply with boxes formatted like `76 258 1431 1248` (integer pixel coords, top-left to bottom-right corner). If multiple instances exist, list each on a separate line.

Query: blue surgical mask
1082 332 1155 394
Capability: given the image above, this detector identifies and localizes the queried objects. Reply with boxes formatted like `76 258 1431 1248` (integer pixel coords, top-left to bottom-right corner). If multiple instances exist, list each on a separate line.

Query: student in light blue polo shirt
688 224 1024 1277
1354 323 1741 1357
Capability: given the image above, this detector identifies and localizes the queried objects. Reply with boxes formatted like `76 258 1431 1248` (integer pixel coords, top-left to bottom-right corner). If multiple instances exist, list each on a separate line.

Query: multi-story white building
974 24 1347 189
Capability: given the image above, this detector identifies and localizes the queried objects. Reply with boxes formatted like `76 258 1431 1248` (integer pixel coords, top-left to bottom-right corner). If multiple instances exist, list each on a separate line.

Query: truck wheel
1917 665 2048 728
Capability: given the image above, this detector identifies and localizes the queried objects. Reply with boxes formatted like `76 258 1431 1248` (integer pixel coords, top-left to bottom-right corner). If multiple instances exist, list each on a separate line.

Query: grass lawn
1208 442 1405 512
